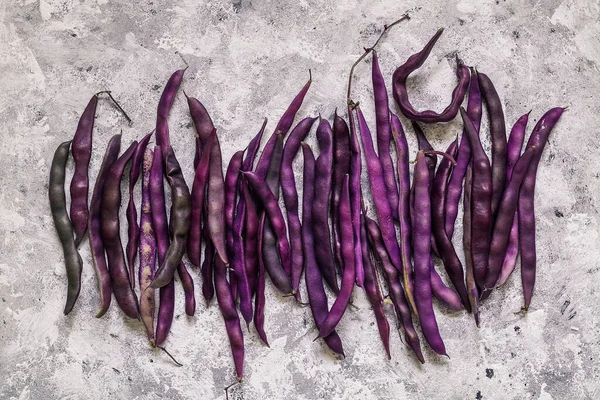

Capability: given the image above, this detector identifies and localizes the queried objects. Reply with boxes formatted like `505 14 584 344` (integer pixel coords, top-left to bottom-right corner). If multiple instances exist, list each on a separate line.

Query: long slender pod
430 259 464 311
207 129 229 265
281 117 317 299
497 112 530 286
49 141 83 315
302 143 345 356
242 179 260 297
463 165 479 325
254 212 269 346
413 151 447 356
347 106 364 299
155 69 186 160
519 107 565 311
478 72 507 216
201 219 215 305
139 148 156 342
177 261 196 317
70 95 98 246
445 68 482 239
88 135 121 317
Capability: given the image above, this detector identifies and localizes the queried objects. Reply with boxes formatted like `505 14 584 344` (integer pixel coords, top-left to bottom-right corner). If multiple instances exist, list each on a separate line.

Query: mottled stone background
0 0 598 399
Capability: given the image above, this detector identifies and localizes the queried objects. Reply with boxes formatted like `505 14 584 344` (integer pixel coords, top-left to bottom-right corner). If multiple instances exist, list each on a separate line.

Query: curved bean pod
392 28 470 123
101 140 139 319
331 113 351 273
313 118 339 293
126 132 152 289
151 146 192 288
187 94 215 149
70 95 98 246
49 141 83 315
281 117 317 300
177 261 196 317
155 278 175 346
302 143 345 356
88 135 121 317
461 108 492 292
445 68 482 239
254 213 269 346
391 115 417 316
519 107 565 311
497 112 530 286
365 216 424 363
413 151 447 356
139 147 156 342
372 51 399 221
207 130 229 265
430 259 464 312
156 69 186 159
478 72 507 217
482 147 534 297
318 176 355 338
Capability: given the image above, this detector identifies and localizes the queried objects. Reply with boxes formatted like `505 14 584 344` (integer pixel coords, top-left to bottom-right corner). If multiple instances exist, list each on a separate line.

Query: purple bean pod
254 213 269 346
70 94 98 246
201 217 215 305
331 113 351 275
88 135 121 317
177 261 196 317
302 143 345 356
445 68 482 239
242 179 260 298
372 51 399 221
392 28 470 123
497 112 530 286
365 216 424 363
155 69 186 160
482 147 534 298
390 115 418 316
318 176 355 338
207 130 229 266
356 107 402 269
430 259 464 311
519 107 565 311
347 106 364 295
281 117 317 300
313 118 339 293
413 151 447 356
187 94 216 148
463 164 479 325
126 132 152 289
139 147 156 342
461 108 493 292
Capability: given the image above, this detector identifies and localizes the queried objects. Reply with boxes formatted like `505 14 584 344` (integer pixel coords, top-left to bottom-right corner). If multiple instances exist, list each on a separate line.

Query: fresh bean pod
347 106 364 299
281 117 317 299
207 130 229 265
430 259 464 312
156 69 186 160
463 164 479 325
139 147 156 342
177 261 196 317
242 179 260 297
302 143 345 356
88 135 121 317
101 141 139 319
49 141 83 315
392 28 470 123
331 113 351 273
519 107 565 311
70 95 98 246
478 72 507 216
201 218 215 305
254 213 269 346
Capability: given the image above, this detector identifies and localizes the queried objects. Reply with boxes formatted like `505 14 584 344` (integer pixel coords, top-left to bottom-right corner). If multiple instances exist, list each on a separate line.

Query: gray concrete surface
0 0 598 399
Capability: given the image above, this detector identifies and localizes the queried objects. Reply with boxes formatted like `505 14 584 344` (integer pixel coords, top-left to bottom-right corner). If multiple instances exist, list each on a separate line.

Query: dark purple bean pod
101 140 139 319
186 94 216 148
254 213 269 346
177 261 196 316
313 118 339 293
413 151 447 356
88 135 121 317
430 259 464 311
207 130 229 266
243 118 267 172
430 138 471 312
70 94 98 247
372 51 399 221
318 176 355 338
478 72 507 217
243 171 292 284
463 164 479 325
156 69 186 160
242 179 260 297
201 218 215 305
225 150 253 323
187 130 216 268
390 115 418 316
364 216 424 363
461 108 492 292
215 254 245 380
392 28 470 123
360 213 391 359
519 107 565 311
347 106 364 302
126 132 152 289
445 68 483 239
497 112 530 286
139 147 156 342
482 147 535 298
254 73 311 180
302 143 345 356
281 117 317 300
356 107 402 269
49 141 83 315
149 148 175 344
331 113 351 273
151 147 192 288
